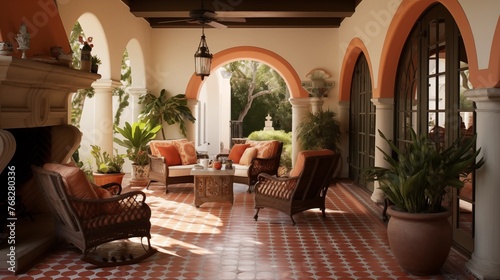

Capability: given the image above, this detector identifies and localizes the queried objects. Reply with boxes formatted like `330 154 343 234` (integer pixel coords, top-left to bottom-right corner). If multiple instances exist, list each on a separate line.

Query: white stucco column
128 87 147 120
310 96 324 114
186 98 198 142
289 97 311 165
92 79 121 155
465 88 500 280
370 98 394 203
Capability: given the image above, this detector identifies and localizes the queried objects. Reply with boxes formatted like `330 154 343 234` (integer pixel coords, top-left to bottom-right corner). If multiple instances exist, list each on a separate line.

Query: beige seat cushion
232 164 250 177
168 164 197 177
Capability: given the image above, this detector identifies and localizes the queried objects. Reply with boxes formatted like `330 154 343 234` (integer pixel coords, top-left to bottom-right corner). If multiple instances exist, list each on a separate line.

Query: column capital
289 97 310 108
128 87 148 98
91 79 121 90
371 97 394 108
465 88 500 110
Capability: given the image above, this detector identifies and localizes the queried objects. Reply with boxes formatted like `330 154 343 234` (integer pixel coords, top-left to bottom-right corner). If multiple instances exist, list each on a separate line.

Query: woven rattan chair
32 165 157 267
254 150 340 225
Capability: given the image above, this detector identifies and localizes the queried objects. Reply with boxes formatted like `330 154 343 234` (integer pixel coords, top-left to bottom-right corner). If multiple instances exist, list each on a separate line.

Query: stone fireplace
0 55 98 273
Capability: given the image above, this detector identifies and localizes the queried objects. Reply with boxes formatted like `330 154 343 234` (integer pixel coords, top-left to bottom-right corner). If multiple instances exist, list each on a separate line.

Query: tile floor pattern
2 180 475 280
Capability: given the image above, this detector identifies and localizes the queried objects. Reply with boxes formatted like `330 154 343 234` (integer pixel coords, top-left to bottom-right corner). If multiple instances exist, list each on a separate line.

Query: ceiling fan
157 0 246 28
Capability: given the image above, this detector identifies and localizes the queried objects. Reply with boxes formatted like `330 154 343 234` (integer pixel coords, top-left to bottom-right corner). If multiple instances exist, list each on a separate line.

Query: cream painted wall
458 0 498 70
338 0 402 90
150 28 340 109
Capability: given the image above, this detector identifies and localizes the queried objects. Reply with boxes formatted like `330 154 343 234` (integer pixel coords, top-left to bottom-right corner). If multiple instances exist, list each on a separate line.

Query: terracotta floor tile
3 179 471 279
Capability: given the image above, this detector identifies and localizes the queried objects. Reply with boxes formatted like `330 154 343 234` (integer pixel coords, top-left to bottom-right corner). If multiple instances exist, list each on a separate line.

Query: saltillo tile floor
2 179 474 280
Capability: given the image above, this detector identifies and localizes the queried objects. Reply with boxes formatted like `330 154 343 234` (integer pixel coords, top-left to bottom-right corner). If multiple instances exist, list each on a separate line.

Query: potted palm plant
138 89 195 139
364 126 484 275
114 120 161 185
296 109 342 153
90 145 125 186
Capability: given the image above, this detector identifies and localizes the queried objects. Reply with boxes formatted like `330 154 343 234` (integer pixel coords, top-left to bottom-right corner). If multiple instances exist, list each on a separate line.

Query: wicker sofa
217 140 283 193
147 139 206 193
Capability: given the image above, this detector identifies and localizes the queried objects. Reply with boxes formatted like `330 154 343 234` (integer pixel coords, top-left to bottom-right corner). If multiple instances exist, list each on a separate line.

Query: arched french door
349 54 375 191
394 3 477 253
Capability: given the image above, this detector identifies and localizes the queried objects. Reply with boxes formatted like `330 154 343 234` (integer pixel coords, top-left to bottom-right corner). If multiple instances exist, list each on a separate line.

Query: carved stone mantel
0 56 100 129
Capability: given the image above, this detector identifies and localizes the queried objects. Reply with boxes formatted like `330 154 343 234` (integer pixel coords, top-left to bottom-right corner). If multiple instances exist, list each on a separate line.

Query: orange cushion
228 143 250 164
157 145 182 166
43 163 97 200
92 185 121 214
175 141 198 165
246 140 280 158
239 147 258 166
290 149 335 177
149 139 187 156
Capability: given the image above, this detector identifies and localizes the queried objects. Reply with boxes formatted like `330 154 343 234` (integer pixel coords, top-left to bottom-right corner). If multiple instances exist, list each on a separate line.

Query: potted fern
364 126 484 275
90 145 125 186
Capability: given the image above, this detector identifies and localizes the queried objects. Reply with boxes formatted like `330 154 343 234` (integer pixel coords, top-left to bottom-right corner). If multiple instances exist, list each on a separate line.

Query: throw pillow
239 147 258 166
157 145 182 166
290 149 335 177
43 163 97 200
227 143 250 164
175 141 198 165
247 140 279 158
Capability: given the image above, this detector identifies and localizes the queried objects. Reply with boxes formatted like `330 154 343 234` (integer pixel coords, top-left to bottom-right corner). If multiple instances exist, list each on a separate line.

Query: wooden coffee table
190 168 235 207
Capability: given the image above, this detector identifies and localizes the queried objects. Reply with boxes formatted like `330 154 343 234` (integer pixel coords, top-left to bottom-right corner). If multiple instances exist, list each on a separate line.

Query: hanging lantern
194 25 213 80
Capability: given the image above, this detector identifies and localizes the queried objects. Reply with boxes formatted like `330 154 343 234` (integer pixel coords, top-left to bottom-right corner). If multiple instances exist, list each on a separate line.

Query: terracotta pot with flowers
364 126 484 275
114 120 161 186
78 35 93 72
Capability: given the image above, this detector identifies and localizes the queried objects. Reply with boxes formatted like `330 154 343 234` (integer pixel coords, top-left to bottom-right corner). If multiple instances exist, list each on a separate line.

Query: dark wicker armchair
32 165 156 267
254 150 340 225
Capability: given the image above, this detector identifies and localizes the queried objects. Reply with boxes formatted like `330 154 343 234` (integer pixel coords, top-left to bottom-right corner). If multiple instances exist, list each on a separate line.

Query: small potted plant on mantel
90 145 125 186
363 126 484 276
91 55 101 74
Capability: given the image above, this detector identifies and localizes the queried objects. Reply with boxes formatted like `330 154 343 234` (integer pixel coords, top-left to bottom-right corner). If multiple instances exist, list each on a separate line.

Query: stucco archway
184 46 309 100
376 0 484 99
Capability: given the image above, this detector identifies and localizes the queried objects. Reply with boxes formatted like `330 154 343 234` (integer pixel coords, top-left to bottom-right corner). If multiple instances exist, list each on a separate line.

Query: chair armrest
93 182 122 195
69 191 149 221
248 155 281 178
254 173 299 200
149 154 168 169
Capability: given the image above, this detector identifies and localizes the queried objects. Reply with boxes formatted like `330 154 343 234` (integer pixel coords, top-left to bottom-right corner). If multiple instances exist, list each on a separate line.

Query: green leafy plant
114 120 161 166
364 127 484 213
91 55 101 66
138 89 196 139
90 145 125 174
296 109 342 153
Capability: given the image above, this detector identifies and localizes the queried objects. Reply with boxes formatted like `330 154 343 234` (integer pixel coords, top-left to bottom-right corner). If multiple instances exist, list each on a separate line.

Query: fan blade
157 19 191 24
207 21 227 29
215 17 246 23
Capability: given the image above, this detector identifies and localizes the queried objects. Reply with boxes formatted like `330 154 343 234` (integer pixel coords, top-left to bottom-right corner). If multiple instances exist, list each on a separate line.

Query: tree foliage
224 60 291 136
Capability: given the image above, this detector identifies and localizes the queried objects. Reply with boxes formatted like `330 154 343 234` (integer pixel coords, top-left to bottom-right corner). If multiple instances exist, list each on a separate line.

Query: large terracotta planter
387 207 452 276
92 172 125 186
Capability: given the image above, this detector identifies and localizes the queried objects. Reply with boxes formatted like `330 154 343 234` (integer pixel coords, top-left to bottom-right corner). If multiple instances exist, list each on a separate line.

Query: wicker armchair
254 150 340 225
32 165 156 267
